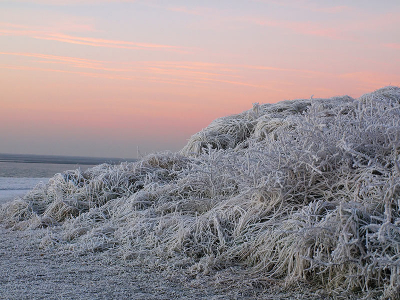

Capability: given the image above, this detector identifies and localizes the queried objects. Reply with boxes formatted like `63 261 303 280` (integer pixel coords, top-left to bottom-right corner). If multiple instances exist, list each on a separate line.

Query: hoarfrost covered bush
2 86 400 298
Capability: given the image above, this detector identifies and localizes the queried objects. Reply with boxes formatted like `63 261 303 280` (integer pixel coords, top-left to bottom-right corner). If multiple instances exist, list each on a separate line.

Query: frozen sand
0 226 325 300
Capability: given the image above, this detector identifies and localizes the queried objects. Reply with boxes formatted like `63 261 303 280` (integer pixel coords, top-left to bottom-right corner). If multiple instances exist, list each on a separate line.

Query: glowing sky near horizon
0 0 399 158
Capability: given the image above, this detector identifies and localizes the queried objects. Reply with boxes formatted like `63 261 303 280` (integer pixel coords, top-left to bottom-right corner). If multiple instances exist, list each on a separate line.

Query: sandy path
0 226 328 300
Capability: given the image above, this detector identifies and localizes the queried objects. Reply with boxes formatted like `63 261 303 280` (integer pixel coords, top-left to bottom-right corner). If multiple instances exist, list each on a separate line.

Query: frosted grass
1 86 400 299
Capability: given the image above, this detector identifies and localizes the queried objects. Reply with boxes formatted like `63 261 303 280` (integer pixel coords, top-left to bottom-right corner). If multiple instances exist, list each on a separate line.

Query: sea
0 153 136 204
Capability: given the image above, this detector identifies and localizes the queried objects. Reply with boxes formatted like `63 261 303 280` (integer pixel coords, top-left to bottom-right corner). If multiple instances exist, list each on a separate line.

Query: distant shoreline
0 153 137 166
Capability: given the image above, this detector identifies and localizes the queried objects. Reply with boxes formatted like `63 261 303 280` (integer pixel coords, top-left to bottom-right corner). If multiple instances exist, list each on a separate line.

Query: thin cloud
0 52 102 68
0 63 210 88
0 52 137 73
0 23 193 53
0 52 332 90
47 33 180 49
144 67 240 79
0 64 126 80
1 60 270 89
237 64 325 75
32 60 129 72
0 29 43 36
35 33 192 53
33 35 140 50
0 20 96 34
134 60 325 77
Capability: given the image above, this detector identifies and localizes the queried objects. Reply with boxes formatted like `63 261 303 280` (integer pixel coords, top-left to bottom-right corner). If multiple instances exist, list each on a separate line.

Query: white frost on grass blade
1 86 400 298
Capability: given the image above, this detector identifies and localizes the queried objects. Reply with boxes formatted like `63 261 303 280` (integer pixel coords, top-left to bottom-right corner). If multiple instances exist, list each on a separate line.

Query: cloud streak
39 33 184 50
0 52 102 68
0 50 335 92
0 23 192 53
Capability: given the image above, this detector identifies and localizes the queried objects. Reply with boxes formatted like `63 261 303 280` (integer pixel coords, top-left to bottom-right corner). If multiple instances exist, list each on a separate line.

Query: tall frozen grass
1 86 400 298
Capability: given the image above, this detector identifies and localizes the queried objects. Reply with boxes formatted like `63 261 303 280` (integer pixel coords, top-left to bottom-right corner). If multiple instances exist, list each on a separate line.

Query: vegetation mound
2 86 400 298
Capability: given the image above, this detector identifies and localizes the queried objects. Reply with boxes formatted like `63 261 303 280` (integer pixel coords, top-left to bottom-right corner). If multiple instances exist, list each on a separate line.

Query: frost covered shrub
2 86 400 298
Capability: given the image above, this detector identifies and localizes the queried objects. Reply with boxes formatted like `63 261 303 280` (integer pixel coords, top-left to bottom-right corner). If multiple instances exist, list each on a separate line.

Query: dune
1 86 400 299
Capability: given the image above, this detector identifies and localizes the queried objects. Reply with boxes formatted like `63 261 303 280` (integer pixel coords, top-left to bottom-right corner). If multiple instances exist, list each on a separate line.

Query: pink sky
0 0 399 158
